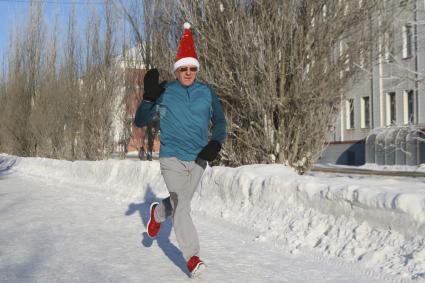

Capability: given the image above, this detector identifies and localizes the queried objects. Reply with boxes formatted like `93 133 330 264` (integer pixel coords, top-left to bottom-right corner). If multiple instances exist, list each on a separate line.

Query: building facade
112 47 160 158
318 0 425 165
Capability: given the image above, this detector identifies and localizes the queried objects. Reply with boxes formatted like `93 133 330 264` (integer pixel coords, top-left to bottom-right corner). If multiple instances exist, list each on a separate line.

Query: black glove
143 69 166 102
197 140 222 162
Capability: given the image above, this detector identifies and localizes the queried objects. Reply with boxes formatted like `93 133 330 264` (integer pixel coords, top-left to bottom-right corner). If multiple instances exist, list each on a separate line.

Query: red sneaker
147 202 160 238
187 256 205 277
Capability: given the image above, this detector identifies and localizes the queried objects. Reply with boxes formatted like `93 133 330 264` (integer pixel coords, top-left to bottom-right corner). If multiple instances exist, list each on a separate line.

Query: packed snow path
0 171 386 283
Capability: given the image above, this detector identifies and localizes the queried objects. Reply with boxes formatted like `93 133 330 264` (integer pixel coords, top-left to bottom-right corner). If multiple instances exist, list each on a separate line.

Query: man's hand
197 140 222 162
143 69 166 102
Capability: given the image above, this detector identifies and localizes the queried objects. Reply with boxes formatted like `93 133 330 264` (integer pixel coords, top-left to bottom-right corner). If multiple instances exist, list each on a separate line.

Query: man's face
175 65 198 87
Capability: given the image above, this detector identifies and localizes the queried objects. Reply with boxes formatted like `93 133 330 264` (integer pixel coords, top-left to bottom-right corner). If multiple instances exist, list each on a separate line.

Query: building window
346 98 355 129
339 41 350 77
357 37 368 68
402 24 412 58
322 4 327 19
386 92 396 125
383 31 393 62
344 2 349 16
361 96 370 128
403 90 415 124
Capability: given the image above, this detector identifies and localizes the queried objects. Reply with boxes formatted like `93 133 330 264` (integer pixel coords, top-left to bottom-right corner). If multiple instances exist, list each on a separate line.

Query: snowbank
196 165 425 282
1 154 425 281
361 163 425 172
318 162 425 173
0 154 167 201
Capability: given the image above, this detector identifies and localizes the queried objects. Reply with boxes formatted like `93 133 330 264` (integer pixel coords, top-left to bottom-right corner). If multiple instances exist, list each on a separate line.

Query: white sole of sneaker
147 202 159 239
190 262 206 278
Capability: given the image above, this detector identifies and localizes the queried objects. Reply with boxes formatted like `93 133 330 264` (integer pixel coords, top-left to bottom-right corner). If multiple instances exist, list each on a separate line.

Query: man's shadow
125 186 190 277
0 156 16 179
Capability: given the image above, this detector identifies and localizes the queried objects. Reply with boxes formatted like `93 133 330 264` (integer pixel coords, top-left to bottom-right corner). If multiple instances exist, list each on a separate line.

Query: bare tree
116 0 179 160
60 5 84 160
1 2 46 156
0 0 407 170
0 55 7 153
29 8 63 159
116 0 178 70
79 5 122 160
0 2 125 161
118 0 402 173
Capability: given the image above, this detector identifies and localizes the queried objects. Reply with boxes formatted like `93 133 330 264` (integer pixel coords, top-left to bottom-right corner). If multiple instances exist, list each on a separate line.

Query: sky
0 0 26 59
0 0 106 67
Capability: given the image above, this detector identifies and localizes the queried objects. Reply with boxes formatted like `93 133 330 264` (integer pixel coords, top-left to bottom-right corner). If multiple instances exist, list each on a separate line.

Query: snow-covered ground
316 162 425 173
1 154 424 282
361 163 425 172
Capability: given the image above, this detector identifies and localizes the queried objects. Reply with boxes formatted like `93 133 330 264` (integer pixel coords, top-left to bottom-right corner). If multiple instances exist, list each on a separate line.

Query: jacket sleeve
210 90 227 144
134 100 157 128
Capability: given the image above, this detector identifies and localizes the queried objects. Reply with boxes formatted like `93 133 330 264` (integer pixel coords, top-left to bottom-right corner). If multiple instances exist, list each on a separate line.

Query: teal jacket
135 80 227 161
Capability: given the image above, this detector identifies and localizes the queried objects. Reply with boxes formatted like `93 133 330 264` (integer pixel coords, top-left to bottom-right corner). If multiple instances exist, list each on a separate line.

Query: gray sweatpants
154 157 207 261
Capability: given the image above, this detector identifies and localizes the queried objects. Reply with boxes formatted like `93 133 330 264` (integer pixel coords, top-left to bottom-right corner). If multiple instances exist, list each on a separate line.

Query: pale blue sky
0 1 27 58
0 0 108 67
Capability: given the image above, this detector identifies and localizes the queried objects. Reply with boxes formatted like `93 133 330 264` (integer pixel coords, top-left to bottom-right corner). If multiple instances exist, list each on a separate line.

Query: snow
360 163 425 172
1 154 425 282
317 162 425 172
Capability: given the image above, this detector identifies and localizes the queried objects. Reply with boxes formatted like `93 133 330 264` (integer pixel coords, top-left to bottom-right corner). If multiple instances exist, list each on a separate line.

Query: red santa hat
173 22 200 71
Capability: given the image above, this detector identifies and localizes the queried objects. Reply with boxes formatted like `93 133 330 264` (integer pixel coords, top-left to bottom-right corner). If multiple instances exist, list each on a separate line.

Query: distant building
112 47 160 158
318 0 425 166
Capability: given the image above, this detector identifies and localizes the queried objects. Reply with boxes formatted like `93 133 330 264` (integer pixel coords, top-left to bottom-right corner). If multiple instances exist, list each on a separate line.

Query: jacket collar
175 79 199 90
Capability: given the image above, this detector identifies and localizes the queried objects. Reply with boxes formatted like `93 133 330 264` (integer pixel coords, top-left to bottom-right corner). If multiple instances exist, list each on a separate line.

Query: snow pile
360 163 425 173
196 165 425 281
1 154 168 201
2 154 425 281
318 162 425 173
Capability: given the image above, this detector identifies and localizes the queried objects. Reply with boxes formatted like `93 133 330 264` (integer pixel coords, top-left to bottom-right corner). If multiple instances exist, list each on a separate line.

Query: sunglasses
178 66 198 73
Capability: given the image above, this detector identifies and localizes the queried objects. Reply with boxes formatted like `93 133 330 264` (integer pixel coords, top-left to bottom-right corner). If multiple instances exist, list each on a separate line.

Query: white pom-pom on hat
183 22 191 29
